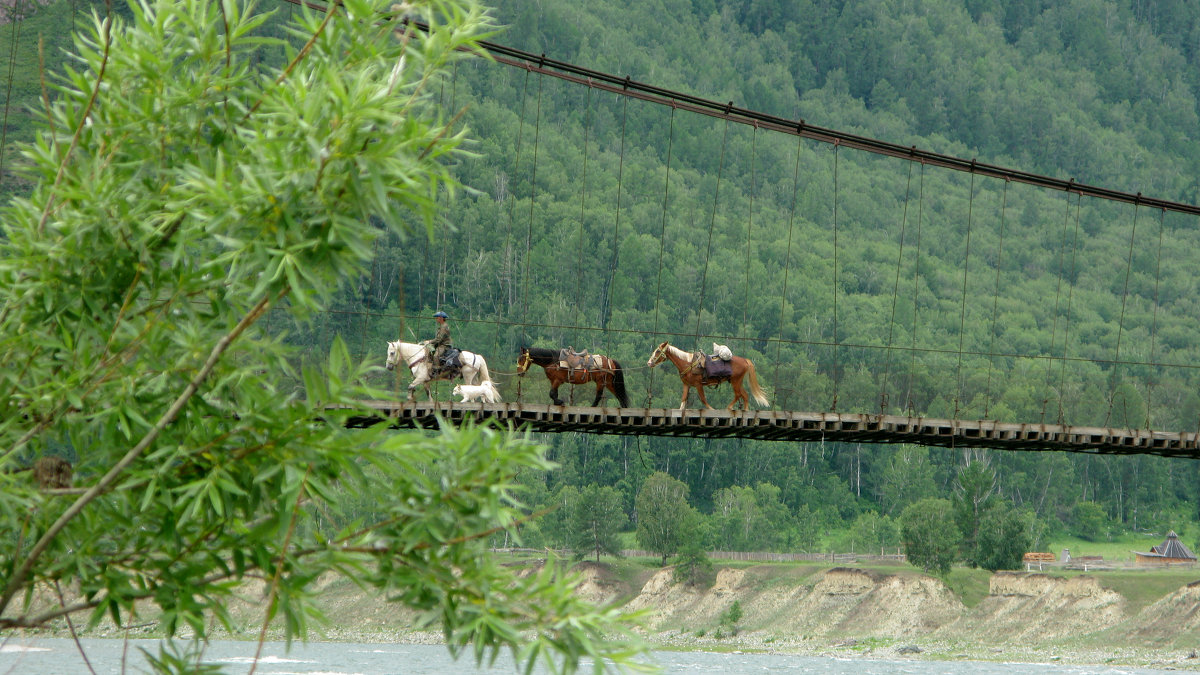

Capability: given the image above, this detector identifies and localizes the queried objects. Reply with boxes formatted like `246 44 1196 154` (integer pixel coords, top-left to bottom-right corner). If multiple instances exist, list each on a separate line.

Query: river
0 637 1187 674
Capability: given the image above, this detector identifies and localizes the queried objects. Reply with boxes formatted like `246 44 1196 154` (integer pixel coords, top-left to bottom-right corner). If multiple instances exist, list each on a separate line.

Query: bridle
387 342 427 371
648 342 668 366
516 350 531 375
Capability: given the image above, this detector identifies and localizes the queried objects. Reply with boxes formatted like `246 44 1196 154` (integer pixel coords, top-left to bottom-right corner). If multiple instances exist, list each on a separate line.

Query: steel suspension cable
904 163 926 413
572 85 593 347
773 134 804 410
1055 193 1084 424
450 60 458 121
519 74 544 347
0 11 22 193
359 239 377 359
602 96 628 332
495 67 531 360
437 211 449 309
1042 188 1075 422
415 18 1200 217
880 161 915 414
1106 201 1141 427
954 171 976 418
694 119 730 343
743 124 757 345
419 219 429 308
649 105 677 405
1145 208 1166 428
330 304 1200 374
434 62 460 316
983 179 1010 418
830 141 840 411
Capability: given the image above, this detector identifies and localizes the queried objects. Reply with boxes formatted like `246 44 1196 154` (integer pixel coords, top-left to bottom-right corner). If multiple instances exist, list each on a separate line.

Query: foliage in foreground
0 0 649 672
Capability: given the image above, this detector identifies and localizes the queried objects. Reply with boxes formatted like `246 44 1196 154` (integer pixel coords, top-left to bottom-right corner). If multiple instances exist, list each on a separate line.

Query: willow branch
38 15 112 235
0 290 281 615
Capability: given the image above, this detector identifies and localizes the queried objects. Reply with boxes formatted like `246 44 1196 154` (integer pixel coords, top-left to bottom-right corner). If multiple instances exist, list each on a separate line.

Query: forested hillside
4 0 1200 562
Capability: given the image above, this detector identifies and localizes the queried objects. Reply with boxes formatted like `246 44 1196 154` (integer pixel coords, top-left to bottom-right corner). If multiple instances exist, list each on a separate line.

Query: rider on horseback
429 311 453 376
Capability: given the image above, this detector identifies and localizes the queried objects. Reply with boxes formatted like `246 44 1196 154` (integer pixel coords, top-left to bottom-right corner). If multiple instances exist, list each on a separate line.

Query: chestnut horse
517 347 630 407
646 341 769 411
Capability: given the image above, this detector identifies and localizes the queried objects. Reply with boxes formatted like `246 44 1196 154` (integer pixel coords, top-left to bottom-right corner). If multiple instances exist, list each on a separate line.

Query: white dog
452 381 502 403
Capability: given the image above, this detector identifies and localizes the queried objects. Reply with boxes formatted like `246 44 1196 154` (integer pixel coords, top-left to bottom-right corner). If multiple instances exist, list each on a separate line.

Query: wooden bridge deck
338 401 1200 458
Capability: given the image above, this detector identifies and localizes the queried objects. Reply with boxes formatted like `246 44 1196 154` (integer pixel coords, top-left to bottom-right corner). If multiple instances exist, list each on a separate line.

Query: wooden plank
337 402 1200 458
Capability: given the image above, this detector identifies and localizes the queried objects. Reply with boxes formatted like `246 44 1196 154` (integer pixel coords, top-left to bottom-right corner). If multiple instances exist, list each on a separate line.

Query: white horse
385 340 493 401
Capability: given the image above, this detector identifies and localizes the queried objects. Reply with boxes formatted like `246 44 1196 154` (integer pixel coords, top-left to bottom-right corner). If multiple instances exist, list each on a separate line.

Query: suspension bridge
336 401 1200 459
266 5 1200 458
0 0 1193 455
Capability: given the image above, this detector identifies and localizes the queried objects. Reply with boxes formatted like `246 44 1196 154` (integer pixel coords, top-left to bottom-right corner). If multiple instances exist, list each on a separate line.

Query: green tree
636 471 700 566
900 498 961 575
880 445 938 516
0 1 648 672
1071 501 1109 541
712 485 763 551
571 484 627 562
974 503 1033 572
847 510 899 555
792 503 821 553
953 457 998 567
540 484 581 550
672 537 715 588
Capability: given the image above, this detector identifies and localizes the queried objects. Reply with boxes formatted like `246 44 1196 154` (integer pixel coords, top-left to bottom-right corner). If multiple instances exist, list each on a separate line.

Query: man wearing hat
429 311 453 375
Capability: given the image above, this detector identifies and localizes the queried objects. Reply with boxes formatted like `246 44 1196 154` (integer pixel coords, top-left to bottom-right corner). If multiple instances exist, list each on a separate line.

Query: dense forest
5 0 1200 562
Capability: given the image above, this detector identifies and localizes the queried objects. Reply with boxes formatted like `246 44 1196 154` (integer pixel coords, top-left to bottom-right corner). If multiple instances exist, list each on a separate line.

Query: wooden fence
489 548 906 563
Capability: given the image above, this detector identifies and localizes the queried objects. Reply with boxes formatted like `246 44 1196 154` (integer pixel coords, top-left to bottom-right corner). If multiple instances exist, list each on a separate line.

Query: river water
0 637 1186 675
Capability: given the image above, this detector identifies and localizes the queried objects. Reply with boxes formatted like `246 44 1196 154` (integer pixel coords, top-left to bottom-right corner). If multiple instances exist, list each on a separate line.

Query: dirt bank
612 563 1200 669
14 561 1200 670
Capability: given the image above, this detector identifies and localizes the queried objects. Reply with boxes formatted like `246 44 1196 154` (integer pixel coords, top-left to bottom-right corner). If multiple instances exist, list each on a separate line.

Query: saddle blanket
704 355 732 378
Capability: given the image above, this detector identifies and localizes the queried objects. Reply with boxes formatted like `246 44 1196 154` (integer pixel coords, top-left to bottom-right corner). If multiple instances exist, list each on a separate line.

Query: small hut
1132 531 1197 565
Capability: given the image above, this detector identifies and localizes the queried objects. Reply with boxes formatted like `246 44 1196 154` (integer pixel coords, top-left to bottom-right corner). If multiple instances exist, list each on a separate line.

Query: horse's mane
526 347 558 360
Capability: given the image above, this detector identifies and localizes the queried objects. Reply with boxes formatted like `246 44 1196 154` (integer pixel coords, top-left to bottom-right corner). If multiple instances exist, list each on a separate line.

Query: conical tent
1133 530 1197 564
1151 531 1196 560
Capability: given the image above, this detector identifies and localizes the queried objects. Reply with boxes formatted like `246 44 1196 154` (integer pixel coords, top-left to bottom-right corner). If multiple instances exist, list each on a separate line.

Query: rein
679 353 703 376
406 350 427 369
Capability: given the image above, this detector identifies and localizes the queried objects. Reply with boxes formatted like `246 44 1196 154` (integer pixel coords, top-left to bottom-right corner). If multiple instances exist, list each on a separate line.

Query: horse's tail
477 356 493 384
611 359 630 407
745 359 770 407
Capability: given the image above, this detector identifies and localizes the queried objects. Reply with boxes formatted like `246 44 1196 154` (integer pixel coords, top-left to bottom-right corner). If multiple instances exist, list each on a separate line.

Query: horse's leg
679 384 690 410
729 378 744 411
591 376 605 407
407 372 425 401
549 382 565 406
695 383 714 410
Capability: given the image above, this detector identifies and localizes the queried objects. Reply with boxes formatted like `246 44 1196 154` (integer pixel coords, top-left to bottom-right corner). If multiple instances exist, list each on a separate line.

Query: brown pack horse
647 341 770 410
517 347 630 407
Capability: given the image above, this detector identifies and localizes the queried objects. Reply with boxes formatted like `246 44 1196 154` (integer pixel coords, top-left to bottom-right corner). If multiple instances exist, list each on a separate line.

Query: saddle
558 347 591 371
688 349 732 380
432 347 462 376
